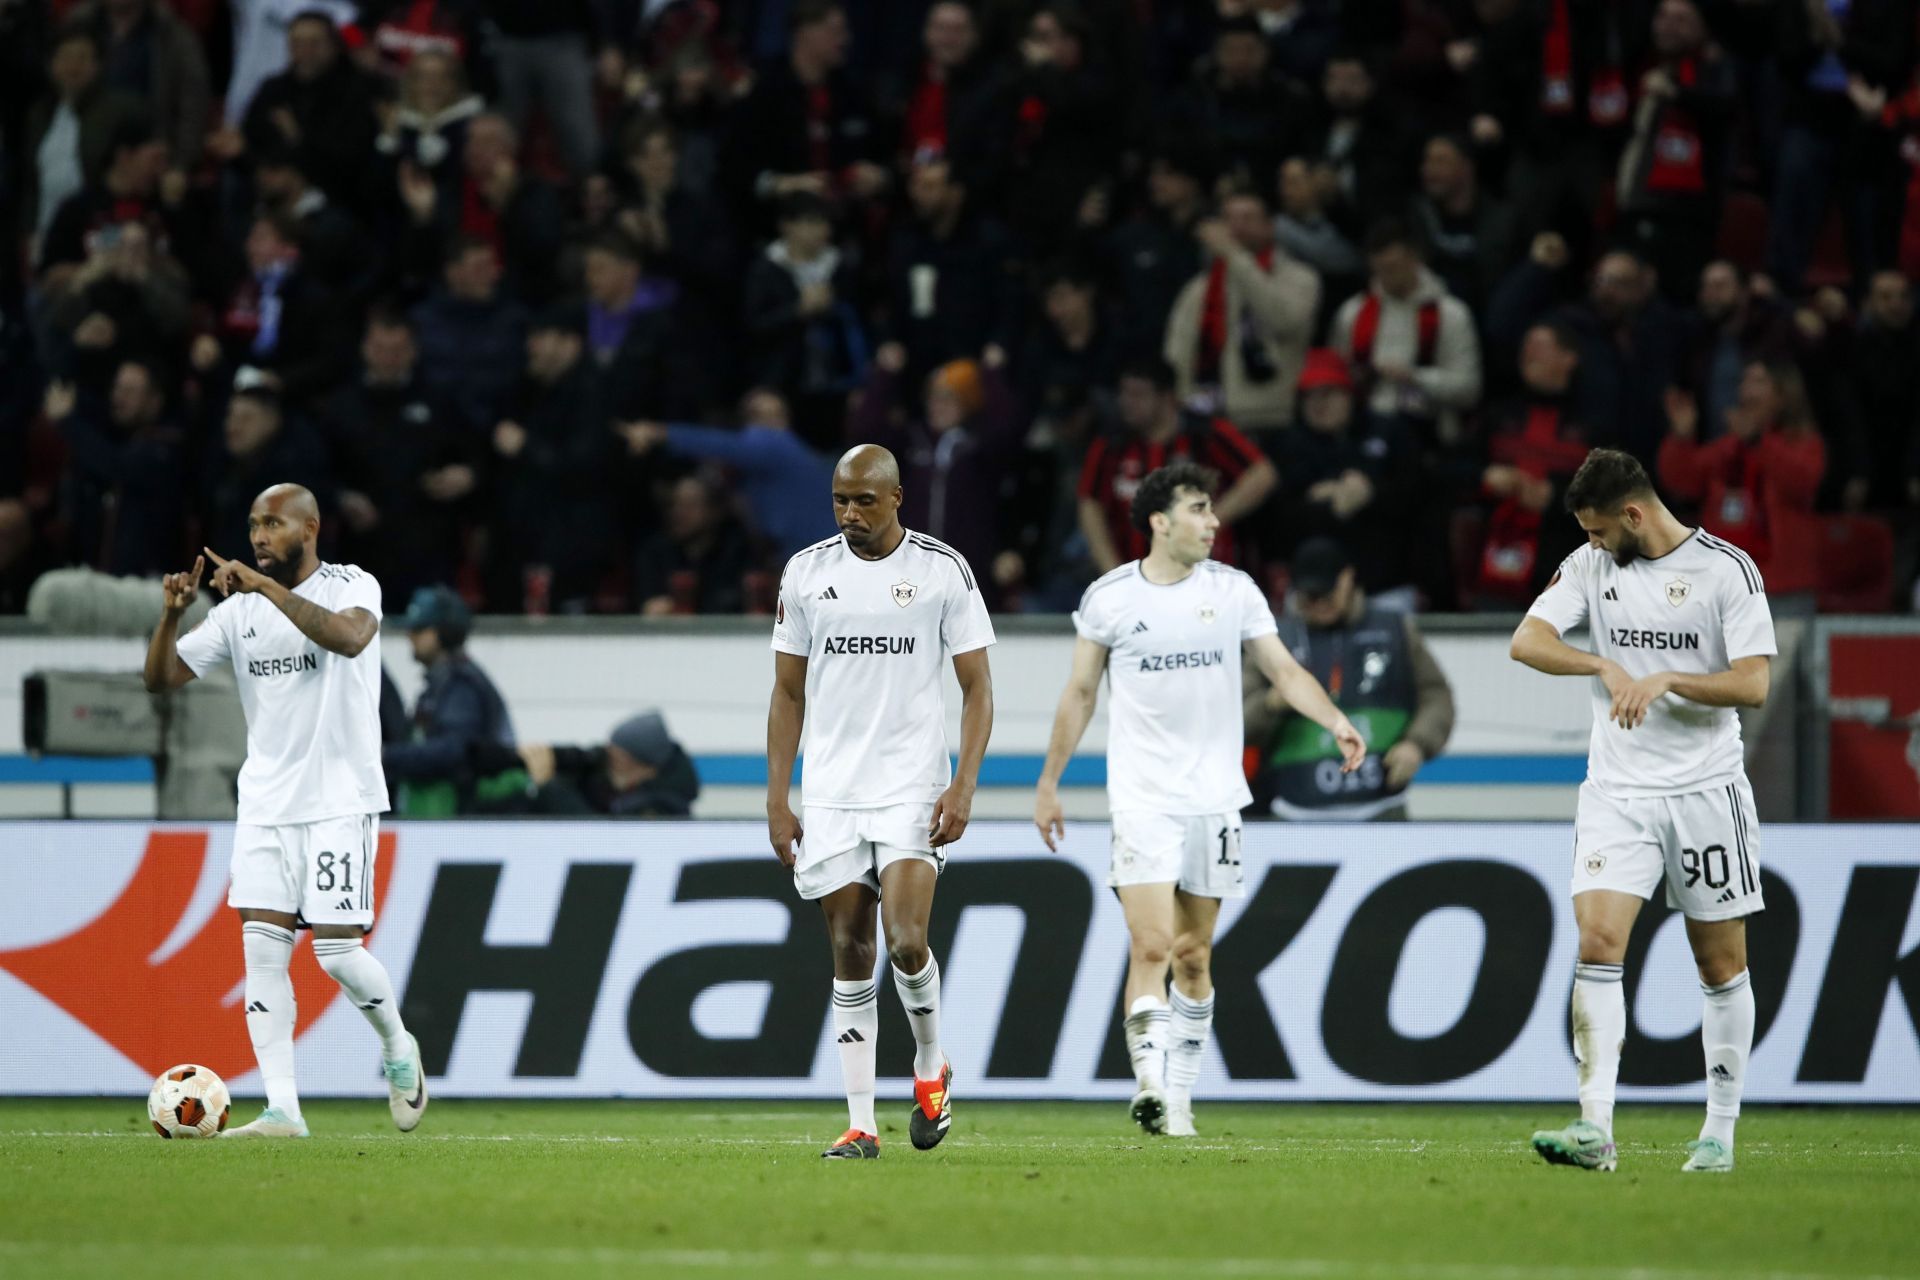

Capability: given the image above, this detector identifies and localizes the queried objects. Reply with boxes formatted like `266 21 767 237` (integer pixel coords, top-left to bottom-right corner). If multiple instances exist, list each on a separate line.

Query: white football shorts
1572 777 1764 921
795 802 943 900
1109 810 1245 899
229 813 380 928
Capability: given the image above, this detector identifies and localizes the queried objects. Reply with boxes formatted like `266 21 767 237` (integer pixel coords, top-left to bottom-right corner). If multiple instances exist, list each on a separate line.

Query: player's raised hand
1034 787 1066 853
1610 672 1675 730
160 556 205 615
929 781 974 848
767 800 803 868
1331 715 1367 773
203 547 268 597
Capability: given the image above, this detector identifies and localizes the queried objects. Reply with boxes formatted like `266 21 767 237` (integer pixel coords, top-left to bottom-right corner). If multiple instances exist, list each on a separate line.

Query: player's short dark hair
1563 447 1654 514
1118 354 1177 393
1131 460 1219 536
1365 216 1421 257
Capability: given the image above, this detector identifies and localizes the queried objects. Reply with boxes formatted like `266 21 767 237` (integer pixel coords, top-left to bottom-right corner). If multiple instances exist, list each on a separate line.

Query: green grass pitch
2 1099 1915 1278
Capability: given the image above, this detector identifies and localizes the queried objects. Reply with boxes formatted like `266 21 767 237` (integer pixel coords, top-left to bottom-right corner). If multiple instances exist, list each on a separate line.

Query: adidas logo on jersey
241 626 257 639
837 1028 865 1045
1715 888 1737 903
336 896 355 911
1132 621 1149 633
818 586 839 600
1602 588 1618 601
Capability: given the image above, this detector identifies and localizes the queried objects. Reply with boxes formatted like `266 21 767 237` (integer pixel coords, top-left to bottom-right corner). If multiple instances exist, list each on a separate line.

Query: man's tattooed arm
264 582 379 657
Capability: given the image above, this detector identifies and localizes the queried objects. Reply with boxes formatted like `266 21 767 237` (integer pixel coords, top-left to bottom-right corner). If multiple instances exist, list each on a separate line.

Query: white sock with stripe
1166 987 1214 1101
892 955 944 1081
1700 969 1754 1148
832 978 878 1135
1572 962 1625 1137
1124 995 1170 1093
241 921 301 1120
311 937 410 1059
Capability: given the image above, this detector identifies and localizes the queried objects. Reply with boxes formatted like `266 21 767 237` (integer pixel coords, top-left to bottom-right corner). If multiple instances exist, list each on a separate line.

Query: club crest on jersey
1584 854 1607 877
1665 577 1691 607
892 580 918 608
1197 603 1217 624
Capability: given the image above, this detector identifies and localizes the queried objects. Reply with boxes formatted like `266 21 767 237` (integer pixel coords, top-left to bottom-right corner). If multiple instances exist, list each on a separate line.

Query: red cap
1297 347 1353 393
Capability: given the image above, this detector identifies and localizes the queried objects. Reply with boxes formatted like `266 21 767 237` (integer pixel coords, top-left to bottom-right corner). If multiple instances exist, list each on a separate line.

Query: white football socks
892 955 944 1081
832 978 879 1135
311 936 411 1059
1124 995 1170 1093
1572 962 1625 1137
240 921 300 1119
1167 987 1215 1098
1700 969 1754 1148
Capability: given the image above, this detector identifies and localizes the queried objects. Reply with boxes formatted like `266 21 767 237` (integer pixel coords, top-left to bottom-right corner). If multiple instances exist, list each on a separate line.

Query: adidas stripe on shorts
229 813 380 928
1571 777 1763 921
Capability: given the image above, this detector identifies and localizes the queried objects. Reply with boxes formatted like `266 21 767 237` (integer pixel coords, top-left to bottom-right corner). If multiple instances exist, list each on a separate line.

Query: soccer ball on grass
148 1064 231 1138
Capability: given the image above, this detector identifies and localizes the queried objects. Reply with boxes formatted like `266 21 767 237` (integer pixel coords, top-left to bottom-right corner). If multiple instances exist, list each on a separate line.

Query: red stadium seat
1714 192 1770 272
1813 514 1895 613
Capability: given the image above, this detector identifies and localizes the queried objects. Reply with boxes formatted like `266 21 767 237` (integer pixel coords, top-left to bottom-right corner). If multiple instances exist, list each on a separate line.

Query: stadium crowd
2 0 1918 616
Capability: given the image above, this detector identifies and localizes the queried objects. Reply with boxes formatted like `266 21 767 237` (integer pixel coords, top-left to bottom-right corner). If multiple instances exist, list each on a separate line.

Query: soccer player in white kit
766 445 995 1159
1033 462 1364 1136
1512 449 1774 1174
143 483 427 1138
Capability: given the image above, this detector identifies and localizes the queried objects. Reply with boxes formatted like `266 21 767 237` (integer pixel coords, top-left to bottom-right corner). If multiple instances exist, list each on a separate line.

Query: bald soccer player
145 484 426 1137
768 445 995 1159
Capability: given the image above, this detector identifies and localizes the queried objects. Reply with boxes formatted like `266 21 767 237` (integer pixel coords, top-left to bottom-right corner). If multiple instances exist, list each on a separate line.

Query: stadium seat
1714 192 1769 272
1813 514 1895 613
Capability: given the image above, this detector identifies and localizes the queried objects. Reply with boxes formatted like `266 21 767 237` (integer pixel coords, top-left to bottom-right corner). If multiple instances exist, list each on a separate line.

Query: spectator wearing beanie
1271 347 1420 591
848 342 1021 599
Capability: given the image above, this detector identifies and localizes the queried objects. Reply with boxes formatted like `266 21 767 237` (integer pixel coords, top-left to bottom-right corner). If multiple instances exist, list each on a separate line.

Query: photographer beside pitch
144 482 426 1138
1512 448 1774 1174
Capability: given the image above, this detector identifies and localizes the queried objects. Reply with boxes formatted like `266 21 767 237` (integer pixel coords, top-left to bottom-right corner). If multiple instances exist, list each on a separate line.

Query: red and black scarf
1350 294 1440 369
1645 57 1705 193
1197 247 1273 380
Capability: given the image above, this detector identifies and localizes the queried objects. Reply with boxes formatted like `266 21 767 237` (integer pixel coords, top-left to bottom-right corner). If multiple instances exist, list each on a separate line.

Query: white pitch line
2 1132 1916 1158
0 1240 1903 1280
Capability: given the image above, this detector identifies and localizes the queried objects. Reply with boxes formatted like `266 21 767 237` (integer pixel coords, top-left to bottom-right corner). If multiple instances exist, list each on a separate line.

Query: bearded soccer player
767 444 995 1159
144 484 426 1137
1034 461 1363 1135
1513 448 1774 1174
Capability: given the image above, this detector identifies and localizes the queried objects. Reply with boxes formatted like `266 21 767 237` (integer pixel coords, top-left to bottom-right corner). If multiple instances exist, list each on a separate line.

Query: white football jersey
177 563 390 825
1073 560 1278 815
772 531 995 808
1527 529 1776 798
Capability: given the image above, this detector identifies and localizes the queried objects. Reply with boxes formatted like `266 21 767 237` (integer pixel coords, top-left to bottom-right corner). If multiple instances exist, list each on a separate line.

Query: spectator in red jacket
1659 361 1826 576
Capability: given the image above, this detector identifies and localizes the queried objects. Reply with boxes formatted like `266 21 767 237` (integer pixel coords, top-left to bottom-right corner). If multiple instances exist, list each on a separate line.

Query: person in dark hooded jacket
498 710 701 817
